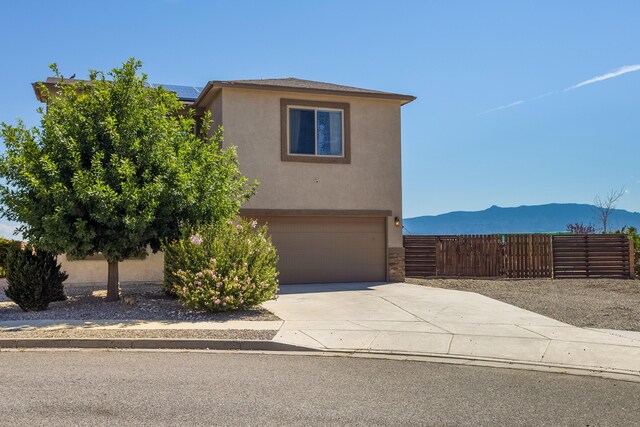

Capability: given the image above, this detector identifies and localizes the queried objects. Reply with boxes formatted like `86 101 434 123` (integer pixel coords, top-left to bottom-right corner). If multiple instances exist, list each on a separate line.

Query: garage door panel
259 217 384 234
276 248 383 269
269 232 384 251
336 233 385 249
281 266 385 284
252 216 387 284
269 233 337 250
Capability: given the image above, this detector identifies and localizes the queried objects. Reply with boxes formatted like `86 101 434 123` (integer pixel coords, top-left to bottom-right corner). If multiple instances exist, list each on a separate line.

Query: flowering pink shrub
189 233 204 245
163 218 279 311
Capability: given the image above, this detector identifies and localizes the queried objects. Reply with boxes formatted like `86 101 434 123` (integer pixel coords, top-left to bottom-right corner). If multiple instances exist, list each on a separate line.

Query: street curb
3 338 639 383
0 338 318 352
318 349 640 383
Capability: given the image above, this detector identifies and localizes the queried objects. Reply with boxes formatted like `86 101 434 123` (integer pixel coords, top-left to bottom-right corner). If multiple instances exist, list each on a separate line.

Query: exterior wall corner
387 246 405 282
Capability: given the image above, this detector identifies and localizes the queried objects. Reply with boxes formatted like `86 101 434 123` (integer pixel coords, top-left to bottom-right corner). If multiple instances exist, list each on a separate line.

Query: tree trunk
106 260 120 302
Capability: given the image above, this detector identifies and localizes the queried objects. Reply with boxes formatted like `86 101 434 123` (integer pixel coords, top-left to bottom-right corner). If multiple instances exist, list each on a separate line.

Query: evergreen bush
5 247 68 311
0 238 21 278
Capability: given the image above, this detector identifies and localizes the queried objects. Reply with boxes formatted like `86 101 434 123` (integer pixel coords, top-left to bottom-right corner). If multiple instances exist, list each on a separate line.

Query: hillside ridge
403 203 640 235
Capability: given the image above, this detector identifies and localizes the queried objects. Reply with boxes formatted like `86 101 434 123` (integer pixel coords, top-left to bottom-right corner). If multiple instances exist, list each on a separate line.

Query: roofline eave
193 81 416 109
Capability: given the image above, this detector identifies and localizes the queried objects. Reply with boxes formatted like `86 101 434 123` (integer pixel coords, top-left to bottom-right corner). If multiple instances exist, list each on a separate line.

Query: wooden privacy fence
504 234 553 278
552 234 633 279
435 235 502 277
403 235 437 277
404 234 634 279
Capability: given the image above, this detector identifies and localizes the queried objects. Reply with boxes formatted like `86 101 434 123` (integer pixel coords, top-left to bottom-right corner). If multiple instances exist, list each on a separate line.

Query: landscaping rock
0 280 280 322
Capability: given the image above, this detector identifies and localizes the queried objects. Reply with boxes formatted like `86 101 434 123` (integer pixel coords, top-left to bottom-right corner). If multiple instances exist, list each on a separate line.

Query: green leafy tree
0 58 255 301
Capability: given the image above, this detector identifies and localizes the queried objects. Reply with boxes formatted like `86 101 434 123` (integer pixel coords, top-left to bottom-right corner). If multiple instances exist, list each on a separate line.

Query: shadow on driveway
278 282 389 295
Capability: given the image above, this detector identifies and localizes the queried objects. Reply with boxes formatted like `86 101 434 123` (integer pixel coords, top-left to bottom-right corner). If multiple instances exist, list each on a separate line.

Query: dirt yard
407 278 640 332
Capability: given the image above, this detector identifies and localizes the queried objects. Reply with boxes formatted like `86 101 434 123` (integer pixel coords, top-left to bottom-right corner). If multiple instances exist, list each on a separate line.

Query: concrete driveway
263 282 640 375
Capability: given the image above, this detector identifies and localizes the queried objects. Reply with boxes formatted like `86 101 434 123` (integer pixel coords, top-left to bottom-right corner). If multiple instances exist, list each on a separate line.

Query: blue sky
1 0 639 234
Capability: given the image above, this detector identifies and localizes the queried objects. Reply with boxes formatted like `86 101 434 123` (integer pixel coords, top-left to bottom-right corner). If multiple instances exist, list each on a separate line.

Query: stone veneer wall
387 247 405 282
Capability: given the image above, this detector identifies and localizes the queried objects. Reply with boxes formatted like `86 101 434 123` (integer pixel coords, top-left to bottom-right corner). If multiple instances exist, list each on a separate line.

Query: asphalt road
0 350 638 426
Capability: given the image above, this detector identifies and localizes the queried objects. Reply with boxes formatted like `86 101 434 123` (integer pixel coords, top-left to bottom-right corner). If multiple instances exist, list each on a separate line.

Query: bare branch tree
594 187 625 233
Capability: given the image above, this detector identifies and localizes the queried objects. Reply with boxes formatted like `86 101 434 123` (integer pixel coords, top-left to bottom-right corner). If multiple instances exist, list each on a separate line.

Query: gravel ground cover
0 280 280 322
407 278 640 331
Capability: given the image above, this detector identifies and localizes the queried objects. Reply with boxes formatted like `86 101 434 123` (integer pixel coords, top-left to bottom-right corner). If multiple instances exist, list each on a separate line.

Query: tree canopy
0 58 255 300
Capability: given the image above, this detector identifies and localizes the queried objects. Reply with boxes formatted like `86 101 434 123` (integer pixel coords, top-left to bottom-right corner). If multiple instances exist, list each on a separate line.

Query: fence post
630 237 635 279
585 235 590 278
550 235 555 279
500 235 507 277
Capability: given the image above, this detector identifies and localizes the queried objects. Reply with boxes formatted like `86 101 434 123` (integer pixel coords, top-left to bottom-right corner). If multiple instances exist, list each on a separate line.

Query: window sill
281 153 350 164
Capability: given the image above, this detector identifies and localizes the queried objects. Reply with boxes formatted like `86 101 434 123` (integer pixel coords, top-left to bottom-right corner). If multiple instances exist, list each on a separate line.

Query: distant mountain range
403 203 640 235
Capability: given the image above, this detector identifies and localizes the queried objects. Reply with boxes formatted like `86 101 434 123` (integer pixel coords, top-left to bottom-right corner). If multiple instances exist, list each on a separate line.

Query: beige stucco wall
58 248 164 284
208 92 223 130
216 88 404 248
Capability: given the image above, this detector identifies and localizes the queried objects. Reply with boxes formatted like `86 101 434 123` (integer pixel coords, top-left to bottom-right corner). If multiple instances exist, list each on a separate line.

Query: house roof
34 77 416 106
193 77 416 107
33 78 204 103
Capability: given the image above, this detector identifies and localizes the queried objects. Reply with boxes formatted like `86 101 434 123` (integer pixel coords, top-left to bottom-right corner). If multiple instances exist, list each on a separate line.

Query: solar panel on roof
146 83 203 101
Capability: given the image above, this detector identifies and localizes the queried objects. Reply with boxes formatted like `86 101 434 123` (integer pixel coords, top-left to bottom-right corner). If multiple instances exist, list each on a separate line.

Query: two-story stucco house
34 77 415 284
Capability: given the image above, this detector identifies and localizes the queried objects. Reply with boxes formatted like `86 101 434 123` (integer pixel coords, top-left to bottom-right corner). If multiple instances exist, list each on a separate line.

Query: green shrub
163 218 279 311
0 238 22 278
5 246 68 311
611 226 640 277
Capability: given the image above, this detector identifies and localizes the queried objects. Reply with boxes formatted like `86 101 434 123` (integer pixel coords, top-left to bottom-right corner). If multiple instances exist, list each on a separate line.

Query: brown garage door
253 216 387 284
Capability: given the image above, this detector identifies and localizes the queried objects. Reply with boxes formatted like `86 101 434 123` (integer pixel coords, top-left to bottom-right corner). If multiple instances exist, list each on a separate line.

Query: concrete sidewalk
263 282 640 375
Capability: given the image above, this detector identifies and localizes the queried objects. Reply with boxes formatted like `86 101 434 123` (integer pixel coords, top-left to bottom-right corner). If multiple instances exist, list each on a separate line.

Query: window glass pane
289 109 315 154
317 110 343 156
